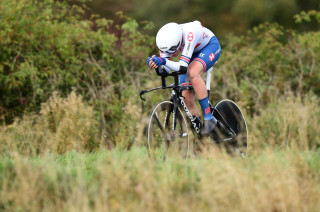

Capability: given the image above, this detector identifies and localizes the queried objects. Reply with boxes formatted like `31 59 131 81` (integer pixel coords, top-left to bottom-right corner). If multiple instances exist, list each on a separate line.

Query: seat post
206 67 213 97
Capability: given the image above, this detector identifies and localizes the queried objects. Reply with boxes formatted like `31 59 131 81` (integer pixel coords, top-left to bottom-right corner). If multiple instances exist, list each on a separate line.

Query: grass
0 92 319 212
0 147 320 212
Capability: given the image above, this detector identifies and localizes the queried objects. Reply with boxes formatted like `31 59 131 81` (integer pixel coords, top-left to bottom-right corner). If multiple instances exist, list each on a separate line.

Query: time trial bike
139 67 248 161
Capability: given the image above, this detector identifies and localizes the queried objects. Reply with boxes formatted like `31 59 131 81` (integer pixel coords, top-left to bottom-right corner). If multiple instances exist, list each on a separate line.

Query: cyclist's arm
164 61 187 74
156 51 175 74
162 51 189 74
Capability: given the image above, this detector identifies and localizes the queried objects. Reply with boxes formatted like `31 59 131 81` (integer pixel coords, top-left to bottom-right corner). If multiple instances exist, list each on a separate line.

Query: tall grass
249 92 320 151
0 91 102 156
0 148 319 212
0 91 319 211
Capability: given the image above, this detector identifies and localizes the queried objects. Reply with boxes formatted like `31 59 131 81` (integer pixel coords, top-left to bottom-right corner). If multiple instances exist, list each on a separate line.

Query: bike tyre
146 101 190 161
214 99 248 158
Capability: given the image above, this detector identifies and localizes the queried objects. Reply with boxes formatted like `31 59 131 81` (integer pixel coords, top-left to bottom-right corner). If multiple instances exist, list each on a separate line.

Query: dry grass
250 93 320 151
0 92 319 212
0 148 319 212
0 91 102 156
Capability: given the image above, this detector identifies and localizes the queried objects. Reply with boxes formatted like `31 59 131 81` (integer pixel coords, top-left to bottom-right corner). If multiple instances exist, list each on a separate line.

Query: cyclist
147 21 228 137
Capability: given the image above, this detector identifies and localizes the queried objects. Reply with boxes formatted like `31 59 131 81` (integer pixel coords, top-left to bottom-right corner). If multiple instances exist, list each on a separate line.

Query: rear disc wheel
214 99 248 158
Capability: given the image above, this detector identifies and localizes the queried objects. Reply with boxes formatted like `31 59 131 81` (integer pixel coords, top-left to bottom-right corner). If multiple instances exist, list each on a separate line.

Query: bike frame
140 73 196 138
140 67 236 142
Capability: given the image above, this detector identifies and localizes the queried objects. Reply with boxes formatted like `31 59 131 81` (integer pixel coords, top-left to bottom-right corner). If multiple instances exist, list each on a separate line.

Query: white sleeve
158 65 171 74
165 60 184 72
160 51 185 72
159 51 178 71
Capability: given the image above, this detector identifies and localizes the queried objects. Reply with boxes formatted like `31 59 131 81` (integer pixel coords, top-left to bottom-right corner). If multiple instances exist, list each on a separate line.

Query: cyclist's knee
188 69 202 81
187 61 203 80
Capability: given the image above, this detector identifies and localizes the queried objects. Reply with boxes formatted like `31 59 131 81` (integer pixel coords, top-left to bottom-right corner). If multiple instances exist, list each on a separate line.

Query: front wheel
214 99 248 158
146 101 190 161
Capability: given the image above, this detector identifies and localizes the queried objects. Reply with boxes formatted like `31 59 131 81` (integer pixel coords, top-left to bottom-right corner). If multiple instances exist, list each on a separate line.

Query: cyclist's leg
188 61 214 120
179 66 212 119
187 61 208 99
189 36 221 135
179 74 201 117
182 90 201 117
179 36 221 121
189 38 221 114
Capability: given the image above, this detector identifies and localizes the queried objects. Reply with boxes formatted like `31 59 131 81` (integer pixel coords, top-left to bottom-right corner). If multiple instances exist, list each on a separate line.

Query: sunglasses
159 41 181 54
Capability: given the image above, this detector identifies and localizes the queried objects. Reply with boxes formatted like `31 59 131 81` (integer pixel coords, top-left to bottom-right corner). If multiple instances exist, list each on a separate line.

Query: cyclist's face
168 48 181 57
159 48 180 58
159 41 182 57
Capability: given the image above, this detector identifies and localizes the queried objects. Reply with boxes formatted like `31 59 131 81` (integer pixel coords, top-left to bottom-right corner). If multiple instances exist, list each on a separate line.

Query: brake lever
139 90 147 101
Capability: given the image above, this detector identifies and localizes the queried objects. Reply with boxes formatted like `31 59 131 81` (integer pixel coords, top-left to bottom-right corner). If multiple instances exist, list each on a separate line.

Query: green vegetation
0 0 155 146
85 0 320 35
0 148 320 211
0 0 319 211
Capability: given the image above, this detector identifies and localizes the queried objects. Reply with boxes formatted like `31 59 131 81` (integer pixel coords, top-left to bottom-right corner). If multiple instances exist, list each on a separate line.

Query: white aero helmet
156 22 182 54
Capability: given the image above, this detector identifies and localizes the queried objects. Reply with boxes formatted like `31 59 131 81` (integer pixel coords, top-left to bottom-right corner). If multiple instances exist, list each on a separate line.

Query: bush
1 0 319 149
0 0 155 146
0 91 101 156
214 23 320 114
249 93 320 151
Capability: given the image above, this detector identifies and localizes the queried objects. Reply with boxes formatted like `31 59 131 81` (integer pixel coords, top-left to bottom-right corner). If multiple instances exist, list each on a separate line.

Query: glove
152 57 166 67
147 56 152 67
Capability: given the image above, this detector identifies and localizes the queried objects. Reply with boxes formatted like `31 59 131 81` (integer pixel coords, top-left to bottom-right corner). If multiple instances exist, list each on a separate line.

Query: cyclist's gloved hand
147 56 152 67
152 57 166 67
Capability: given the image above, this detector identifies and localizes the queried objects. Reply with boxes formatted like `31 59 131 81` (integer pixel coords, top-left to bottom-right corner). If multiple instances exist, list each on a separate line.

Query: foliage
249 93 320 150
213 22 320 114
84 0 319 35
294 10 320 24
0 0 319 149
0 2 320 211
0 148 319 211
0 91 101 156
0 0 154 145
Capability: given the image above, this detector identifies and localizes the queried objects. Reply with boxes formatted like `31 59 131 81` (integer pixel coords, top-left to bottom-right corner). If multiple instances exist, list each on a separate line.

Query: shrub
0 91 101 156
214 23 320 114
249 93 320 151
